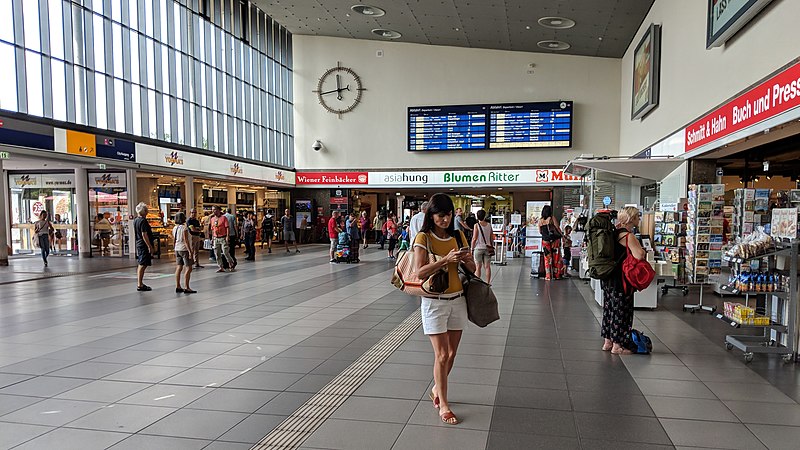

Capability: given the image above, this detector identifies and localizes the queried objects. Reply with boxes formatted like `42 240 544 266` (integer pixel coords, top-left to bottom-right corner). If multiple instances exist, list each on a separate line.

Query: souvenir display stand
653 206 690 296
683 184 726 313
716 240 798 363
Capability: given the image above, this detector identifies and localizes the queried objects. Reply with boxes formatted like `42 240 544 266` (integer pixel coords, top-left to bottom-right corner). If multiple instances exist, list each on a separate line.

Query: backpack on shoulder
587 212 618 280
630 329 653 354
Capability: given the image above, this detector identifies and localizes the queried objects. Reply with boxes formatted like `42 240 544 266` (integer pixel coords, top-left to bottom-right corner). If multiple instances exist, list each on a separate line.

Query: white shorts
421 295 467 335
473 248 491 265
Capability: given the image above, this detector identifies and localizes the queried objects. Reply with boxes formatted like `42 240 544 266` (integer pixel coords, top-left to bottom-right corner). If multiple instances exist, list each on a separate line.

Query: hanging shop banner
367 169 583 188
0 117 55 151
65 130 97 157
96 136 136 161
685 61 800 153
296 172 369 185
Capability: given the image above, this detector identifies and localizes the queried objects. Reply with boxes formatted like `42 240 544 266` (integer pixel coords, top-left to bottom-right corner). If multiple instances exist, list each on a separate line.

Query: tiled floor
1 245 799 449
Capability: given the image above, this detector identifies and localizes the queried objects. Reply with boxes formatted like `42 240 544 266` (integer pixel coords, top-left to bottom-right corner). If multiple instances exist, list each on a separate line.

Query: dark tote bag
460 267 500 327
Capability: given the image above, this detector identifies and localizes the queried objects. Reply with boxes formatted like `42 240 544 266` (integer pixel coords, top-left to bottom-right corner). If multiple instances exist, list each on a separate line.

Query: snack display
724 226 775 261
723 302 771 326
726 269 786 293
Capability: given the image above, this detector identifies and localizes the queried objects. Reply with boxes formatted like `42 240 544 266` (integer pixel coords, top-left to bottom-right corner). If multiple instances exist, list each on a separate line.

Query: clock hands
319 84 352 98
336 74 342 100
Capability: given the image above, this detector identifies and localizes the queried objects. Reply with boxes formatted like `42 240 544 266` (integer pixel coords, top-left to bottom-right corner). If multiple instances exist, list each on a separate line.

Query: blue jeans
38 234 50 262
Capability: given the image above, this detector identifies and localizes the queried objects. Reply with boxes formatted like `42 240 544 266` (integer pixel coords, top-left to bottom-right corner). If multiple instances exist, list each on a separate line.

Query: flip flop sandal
440 410 459 425
428 391 440 409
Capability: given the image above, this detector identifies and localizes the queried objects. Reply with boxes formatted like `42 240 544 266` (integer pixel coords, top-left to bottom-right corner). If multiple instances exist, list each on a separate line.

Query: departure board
408 105 488 151
488 101 572 148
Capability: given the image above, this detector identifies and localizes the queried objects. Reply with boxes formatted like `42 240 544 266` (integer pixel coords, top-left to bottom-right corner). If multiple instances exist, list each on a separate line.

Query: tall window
0 0 294 168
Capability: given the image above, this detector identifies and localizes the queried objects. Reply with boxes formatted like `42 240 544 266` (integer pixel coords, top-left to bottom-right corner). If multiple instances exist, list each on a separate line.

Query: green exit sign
0 151 9 159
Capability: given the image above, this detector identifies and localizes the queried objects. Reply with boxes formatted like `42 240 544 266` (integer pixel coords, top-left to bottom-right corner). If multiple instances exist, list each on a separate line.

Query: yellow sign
66 130 96 157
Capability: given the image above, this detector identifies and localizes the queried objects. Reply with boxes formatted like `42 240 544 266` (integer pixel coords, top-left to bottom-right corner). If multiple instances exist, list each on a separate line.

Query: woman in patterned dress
601 207 646 355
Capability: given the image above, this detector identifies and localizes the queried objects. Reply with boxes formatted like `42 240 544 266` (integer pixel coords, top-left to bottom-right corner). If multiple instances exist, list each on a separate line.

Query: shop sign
41 174 75 188
296 172 368 185
9 173 75 189
367 169 582 187
89 172 127 189
10 174 40 188
66 130 96 157
685 61 800 153
96 137 136 161
0 151 9 159
0 117 55 151
264 167 295 185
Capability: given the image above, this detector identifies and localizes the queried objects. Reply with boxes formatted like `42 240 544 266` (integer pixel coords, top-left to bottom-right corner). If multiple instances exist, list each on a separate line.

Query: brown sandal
440 410 459 425
428 391 440 409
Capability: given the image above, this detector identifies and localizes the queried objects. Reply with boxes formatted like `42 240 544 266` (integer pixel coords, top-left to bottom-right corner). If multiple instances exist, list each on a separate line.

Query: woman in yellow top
413 193 476 425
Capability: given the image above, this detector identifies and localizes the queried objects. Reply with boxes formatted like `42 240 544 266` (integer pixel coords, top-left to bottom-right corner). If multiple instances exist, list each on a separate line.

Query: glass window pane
91 0 103 14
174 52 183 99
146 38 154 88
22 0 41 51
51 59 66 120
93 14 105 73
95 72 107 129
129 31 139 84
148 88 156 138
128 0 138 28
131 85 141 135
144 0 153 36
74 66 87 124
112 23 123 77
161 44 169 95
48 0 64 59
111 0 122 22
25 51 43 116
114 78 124 132
72 6 84 65
162 94 170 140
0 0 13 44
176 98 184 144
173 2 181 51
0 41 17 111
159 0 167 42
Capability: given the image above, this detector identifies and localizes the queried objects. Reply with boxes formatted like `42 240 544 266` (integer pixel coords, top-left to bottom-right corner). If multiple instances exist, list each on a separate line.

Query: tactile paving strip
251 309 422 450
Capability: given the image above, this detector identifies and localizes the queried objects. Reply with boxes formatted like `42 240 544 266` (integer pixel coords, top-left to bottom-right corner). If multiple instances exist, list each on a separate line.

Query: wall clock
313 62 366 117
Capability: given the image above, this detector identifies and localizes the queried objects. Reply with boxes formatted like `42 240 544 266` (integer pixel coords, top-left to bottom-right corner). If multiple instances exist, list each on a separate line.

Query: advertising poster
525 201 550 257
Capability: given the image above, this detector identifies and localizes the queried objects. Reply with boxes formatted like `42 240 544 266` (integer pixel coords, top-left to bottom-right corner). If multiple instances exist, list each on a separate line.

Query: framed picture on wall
707 0 774 48
631 23 662 120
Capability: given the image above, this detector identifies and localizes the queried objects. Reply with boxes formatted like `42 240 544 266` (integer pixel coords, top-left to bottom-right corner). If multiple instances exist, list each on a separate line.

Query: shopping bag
203 239 213 250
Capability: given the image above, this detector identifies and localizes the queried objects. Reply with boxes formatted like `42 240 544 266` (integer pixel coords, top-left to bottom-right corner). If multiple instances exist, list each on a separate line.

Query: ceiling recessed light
537 40 571 51
372 28 401 39
537 16 576 29
351 4 386 17
525 25 531 30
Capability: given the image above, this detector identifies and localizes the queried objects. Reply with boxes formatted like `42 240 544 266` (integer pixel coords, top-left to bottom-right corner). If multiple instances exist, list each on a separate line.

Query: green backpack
587 212 618 280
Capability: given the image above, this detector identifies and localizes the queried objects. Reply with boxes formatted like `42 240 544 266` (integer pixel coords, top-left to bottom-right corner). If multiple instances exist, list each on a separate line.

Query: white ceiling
253 0 655 57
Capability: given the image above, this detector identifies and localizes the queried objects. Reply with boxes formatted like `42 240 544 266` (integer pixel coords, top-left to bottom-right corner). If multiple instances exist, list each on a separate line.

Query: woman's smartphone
459 247 470 253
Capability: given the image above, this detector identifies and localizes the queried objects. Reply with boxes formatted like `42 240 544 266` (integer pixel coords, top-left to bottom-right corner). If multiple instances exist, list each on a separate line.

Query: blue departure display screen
407 101 572 151
488 101 572 149
408 105 488 151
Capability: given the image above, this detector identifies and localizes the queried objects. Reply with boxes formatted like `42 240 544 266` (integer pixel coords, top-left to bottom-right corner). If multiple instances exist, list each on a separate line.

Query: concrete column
74 168 91 257
126 169 138 260
0 160 9 266
256 189 265 216
184 176 195 213
227 187 236 214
